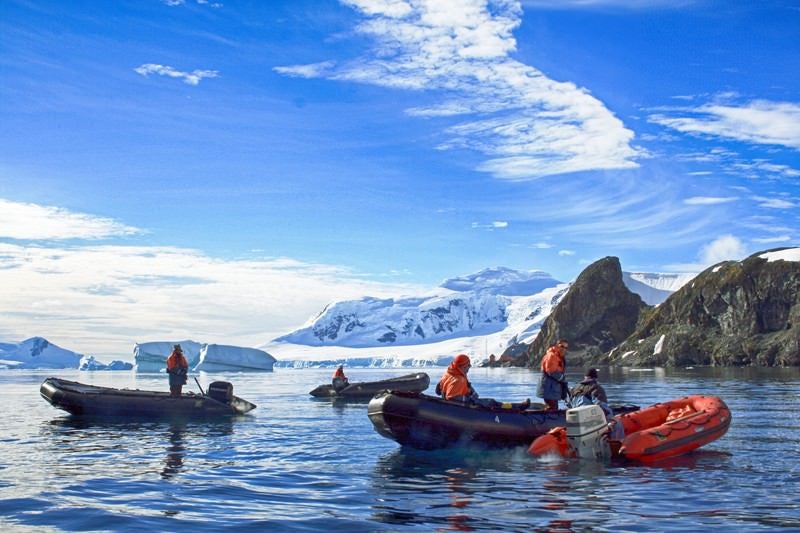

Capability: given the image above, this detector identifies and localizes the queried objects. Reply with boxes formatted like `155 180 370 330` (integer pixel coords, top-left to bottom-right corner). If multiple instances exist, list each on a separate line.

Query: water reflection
160 422 186 479
439 467 477 532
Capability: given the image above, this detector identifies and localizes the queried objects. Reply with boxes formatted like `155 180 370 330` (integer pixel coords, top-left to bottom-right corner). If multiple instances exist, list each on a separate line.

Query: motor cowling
208 381 233 404
566 405 611 460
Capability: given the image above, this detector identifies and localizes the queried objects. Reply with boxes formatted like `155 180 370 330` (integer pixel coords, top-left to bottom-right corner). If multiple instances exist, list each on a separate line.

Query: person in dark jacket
569 368 623 440
166 344 189 397
569 368 608 408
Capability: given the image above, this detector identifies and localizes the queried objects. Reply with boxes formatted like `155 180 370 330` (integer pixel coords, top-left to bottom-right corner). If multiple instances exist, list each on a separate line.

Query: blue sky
1 0 798 358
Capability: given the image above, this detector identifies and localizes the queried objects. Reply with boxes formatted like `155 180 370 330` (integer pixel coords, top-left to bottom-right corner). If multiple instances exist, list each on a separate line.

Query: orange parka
436 354 474 400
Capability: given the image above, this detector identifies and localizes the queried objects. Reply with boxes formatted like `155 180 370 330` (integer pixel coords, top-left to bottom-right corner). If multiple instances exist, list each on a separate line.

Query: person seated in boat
332 365 349 392
537 339 569 410
569 368 624 440
436 354 530 410
166 344 189 397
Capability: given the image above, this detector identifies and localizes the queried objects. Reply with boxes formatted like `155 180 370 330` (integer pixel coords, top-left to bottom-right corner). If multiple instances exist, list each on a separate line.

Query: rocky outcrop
519 256 648 368
610 249 800 367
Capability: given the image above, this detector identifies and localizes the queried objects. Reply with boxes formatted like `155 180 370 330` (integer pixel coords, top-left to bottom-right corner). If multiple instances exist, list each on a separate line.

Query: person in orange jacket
436 354 477 402
332 364 349 391
166 344 189 397
537 339 569 410
436 354 530 409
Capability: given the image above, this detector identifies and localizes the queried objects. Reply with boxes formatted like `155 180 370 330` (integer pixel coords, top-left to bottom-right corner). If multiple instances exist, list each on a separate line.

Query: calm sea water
1 366 798 532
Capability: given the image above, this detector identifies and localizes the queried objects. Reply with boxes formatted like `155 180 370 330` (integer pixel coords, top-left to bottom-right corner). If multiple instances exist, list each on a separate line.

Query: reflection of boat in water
309 372 430 399
40 377 256 418
529 395 731 463
368 391 639 450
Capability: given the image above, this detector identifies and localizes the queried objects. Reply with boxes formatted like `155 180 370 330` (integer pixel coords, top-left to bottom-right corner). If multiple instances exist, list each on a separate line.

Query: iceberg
133 340 203 372
194 344 276 372
79 355 134 371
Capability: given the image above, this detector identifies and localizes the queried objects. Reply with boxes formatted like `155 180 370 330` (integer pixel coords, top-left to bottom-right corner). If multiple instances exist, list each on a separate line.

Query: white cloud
683 196 737 206
558 249 575 256
700 234 747 264
532 242 552 249
0 199 142 240
134 63 219 85
276 0 640 180
663 234 748 272
0 242 422 359
273 61 335 79
650 99 800 150
163 0 222 8
471 220 509 229
752 196 796 209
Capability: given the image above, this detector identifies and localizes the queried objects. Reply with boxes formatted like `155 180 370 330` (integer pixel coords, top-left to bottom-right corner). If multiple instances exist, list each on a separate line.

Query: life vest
167 351 188 371
332 366 346 380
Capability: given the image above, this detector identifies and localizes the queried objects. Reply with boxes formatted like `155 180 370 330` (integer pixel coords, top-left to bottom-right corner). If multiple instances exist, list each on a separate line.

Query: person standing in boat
332 364 349 392
537 339 569 410
436 354 529 409
166 344 189 397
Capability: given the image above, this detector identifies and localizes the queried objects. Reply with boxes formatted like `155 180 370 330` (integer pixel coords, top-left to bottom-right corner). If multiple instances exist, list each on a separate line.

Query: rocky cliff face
519 256 647 368
610 250 800 367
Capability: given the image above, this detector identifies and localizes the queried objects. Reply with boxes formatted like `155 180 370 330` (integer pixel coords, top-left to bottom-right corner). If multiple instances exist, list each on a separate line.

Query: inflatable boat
367 390 639 450
309 372 430 399
529 395 731 463
40 377 257 418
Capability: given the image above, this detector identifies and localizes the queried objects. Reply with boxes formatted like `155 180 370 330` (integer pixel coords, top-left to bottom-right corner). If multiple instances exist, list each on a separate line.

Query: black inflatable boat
368 390 639 450
309 372 430 399
40 377 256 417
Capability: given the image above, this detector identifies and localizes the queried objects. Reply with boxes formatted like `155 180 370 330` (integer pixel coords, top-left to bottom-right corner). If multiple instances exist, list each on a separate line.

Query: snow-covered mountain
0 337 83 369
622 272 696 306
275 268 562 348
265 266 694 367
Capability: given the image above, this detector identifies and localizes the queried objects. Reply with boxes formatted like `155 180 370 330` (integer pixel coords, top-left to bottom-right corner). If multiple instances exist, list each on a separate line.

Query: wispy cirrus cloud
472 220 509 229
684 196 738 206
752 195 796 209
274 0 640 180
0 199 142 240
649 99 800 150
163 0 222 8
134 63 219 85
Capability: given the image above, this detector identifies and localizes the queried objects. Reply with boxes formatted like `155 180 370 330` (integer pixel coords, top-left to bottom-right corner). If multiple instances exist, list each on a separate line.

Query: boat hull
309 372 430 399
617 395 731 463
40 377 256 418
368 391 638 450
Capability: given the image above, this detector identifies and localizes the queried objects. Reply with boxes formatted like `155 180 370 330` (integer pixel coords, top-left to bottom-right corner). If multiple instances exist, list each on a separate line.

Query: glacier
265 267 693 367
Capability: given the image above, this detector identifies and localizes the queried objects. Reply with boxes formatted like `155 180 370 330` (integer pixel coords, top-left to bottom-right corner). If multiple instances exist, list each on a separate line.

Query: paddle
194 377 205 395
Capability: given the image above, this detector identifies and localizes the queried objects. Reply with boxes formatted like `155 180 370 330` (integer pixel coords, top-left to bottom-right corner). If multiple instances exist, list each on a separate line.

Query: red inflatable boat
529 395 731 463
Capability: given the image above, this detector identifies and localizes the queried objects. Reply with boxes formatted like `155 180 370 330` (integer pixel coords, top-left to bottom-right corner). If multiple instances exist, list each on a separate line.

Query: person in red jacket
166 344 189 397
537 339 569 410
332 365 349 391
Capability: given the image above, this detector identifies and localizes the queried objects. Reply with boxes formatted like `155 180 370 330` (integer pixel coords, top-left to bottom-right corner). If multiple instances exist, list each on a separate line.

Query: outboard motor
208 381 234 404
566 405 612 460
